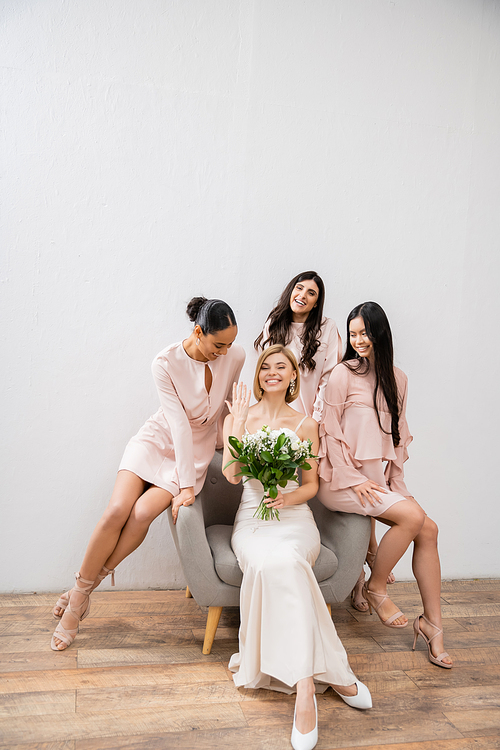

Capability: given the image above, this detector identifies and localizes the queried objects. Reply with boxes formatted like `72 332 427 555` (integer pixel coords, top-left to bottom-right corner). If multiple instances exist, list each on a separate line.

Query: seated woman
222 345 371 750
318 302 452 668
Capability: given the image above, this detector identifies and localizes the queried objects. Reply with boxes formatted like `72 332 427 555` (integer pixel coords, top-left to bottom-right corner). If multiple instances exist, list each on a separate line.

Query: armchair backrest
198 450 243 528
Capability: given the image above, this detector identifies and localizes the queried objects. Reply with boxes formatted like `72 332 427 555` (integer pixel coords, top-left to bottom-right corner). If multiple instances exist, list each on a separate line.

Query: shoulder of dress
230 343 246 363
151 341 183 368
393 366 408 385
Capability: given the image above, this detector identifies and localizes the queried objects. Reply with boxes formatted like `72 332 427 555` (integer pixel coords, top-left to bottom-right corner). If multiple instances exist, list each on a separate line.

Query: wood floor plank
0 689 75 718
326 738 500 750
76 643 233 669
443 708 500 735
0 703 247 743
74 726 293 750
441 591 500 605
454 615 500 632
0 663 229 694
405 664 500 689
371 627 500 653
0 651 77 673
0 743 76 750
349 646 500 673
76 680 242 712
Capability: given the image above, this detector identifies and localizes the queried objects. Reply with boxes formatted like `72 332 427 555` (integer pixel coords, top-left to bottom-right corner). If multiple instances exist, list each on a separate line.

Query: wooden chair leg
202 606 223 655
185 586 192 598
327 603 332 616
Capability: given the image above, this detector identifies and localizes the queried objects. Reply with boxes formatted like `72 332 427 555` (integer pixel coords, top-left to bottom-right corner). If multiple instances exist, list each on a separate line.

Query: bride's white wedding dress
228 426 357 694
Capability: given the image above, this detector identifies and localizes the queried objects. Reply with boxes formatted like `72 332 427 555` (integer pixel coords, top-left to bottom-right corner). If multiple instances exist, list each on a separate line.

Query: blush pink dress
317 361 413 516
119 343 245 495
261 318 342 422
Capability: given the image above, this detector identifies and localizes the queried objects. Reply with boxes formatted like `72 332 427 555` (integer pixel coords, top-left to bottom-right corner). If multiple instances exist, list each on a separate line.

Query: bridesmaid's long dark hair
254 271 325 372
343 302 401 447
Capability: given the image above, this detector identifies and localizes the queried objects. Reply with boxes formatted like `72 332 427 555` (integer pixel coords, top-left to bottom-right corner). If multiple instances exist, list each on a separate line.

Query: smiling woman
50 296 244 653
254 271 342 422
222 345 372 750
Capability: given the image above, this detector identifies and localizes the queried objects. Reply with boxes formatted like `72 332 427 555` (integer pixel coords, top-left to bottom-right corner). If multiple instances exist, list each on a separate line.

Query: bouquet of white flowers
224 426 317 520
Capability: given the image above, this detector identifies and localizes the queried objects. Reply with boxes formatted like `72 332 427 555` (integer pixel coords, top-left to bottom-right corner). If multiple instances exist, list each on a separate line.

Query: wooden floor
0 580 499 750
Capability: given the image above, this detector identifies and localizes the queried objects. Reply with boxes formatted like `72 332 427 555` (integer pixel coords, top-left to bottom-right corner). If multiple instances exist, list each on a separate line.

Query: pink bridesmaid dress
119 342 245 495
318 362 413 515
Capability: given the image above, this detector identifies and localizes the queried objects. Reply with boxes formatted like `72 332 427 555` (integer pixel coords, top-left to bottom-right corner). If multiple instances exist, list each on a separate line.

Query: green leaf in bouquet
268 485 278 499
274 469 283 479
300 462 312 471
278 454 291 461
228 436 243 453
274 433 287 455
260 450 274 462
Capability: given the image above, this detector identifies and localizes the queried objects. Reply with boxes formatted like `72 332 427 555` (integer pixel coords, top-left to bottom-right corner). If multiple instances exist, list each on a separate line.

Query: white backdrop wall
2 0 499 592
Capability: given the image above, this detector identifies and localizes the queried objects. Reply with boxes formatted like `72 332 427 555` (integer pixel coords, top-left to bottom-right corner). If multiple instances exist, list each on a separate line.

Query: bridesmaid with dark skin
51 298 244 651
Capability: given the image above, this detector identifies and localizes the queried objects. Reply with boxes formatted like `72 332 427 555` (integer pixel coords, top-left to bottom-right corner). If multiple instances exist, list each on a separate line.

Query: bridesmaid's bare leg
367 518 395 584
365 500 426 626
103 486 173 570
52 471 149 650
411 516 452 665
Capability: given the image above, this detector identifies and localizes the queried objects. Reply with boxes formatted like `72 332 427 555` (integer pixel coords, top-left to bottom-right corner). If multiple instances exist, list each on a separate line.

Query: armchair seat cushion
206 524 338 587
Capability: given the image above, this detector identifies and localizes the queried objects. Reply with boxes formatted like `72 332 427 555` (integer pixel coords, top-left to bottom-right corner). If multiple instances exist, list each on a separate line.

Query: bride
222 344 371 750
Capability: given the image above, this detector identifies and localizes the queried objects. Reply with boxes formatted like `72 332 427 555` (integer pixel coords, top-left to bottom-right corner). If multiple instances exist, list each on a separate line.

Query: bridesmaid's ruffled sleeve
319 365 368 490
152 358 196 490
312 320 343 423
385 370 413 496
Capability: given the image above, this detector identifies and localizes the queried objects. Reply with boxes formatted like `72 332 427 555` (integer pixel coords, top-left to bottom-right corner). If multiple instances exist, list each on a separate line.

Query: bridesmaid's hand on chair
353 480 387 508
172 487 195 524
226 382 250 427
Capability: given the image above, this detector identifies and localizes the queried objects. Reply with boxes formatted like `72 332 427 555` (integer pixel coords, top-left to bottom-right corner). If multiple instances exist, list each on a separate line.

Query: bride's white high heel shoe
291 694 318 750
333 680 372 709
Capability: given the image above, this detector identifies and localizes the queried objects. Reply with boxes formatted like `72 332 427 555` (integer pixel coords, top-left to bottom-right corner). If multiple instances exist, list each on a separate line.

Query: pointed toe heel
334 680 372 709
291 695 318 750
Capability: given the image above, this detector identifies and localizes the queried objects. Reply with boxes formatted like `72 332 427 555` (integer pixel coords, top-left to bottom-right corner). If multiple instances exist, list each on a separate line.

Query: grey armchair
167 451 371 654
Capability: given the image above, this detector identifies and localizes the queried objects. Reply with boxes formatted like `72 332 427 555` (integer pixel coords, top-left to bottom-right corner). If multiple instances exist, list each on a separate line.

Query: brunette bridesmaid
254 271 341 423
51 297 244 651
318 302 452 668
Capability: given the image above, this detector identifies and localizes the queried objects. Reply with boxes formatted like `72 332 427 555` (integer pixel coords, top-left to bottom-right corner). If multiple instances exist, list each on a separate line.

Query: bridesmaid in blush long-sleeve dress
318 302 452 669
51 297 244 651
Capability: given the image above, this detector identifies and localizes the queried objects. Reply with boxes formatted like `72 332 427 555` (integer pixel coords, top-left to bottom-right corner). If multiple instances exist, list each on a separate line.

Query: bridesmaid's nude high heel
362 585 408 628
412 615 452 668
350 571 369 612
52 566 115 620
50 574 95 651
291 695 318 750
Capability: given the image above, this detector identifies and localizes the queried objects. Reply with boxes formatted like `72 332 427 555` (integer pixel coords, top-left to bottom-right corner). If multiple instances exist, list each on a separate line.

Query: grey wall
2 0 499 591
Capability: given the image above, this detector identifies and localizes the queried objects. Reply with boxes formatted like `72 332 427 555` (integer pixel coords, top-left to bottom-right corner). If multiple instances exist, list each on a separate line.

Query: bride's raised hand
226 381 251 425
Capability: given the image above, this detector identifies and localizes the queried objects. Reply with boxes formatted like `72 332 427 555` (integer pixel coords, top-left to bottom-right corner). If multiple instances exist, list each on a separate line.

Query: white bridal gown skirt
229 478 356 694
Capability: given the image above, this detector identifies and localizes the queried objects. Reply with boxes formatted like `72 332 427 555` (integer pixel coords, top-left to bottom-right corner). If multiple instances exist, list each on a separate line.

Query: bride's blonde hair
253 345 300 403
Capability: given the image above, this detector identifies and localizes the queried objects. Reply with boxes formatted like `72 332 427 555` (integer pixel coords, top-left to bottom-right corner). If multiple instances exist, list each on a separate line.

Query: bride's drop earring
196 338 200 346
289 378 296 396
